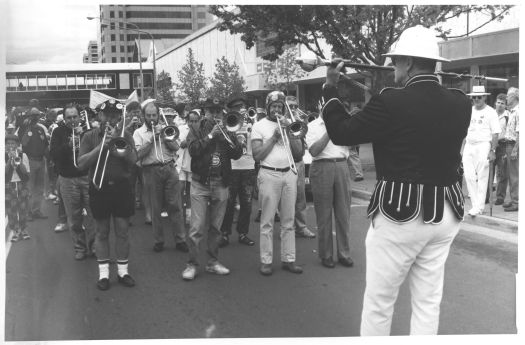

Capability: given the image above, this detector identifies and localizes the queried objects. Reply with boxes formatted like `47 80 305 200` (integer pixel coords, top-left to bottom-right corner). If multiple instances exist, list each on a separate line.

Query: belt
314 157 346 163
261 165 290 172
142 159 174 168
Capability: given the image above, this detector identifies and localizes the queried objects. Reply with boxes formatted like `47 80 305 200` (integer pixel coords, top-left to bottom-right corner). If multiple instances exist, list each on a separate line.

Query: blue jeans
188 177 229 265
221 169 255 236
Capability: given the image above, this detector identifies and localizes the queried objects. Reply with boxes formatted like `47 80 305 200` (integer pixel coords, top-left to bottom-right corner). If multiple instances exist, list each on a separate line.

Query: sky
4 0 520 65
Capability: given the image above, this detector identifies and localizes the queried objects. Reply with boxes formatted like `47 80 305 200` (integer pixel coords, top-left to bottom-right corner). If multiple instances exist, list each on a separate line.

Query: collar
404 74 440 88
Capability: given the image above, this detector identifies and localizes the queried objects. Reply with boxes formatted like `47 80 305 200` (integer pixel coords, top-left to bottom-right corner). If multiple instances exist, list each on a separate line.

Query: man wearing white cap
322 25 471 335
462 85 500 216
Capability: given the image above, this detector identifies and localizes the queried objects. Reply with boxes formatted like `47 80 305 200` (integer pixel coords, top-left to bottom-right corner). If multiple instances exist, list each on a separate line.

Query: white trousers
462 141 490 212
360 203 460 336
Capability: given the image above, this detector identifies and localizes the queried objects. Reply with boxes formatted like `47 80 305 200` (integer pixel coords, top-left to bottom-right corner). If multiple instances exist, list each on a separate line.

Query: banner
89 89 140 109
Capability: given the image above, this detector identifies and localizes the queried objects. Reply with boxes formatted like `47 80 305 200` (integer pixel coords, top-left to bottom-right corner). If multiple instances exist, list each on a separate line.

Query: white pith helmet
383 25 450 62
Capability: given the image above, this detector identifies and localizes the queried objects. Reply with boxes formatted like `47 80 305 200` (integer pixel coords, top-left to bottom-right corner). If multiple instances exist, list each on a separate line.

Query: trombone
275 112 298 175
92 105 131 190
153 108 180 163
283 100 308 139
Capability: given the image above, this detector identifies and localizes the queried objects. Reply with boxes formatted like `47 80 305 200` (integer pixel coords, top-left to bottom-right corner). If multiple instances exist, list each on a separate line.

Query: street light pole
87 16 156 100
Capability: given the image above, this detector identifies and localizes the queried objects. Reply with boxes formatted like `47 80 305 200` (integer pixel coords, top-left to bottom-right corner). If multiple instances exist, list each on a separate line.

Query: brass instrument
8 149 21 167
80 109 91 130
71 120 83 168
275 113 298 175
241 107 258 124
152 108 181 163
295 56 509 83
284 101 308 139
92 105 131 190
307 113 318 123
214 111 243 149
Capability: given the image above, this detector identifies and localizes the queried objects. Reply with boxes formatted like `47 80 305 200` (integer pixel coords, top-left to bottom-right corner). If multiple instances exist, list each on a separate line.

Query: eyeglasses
471 96 483 100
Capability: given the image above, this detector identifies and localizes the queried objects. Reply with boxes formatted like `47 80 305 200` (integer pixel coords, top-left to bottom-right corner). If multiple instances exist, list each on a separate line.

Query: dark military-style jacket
322 74 472 223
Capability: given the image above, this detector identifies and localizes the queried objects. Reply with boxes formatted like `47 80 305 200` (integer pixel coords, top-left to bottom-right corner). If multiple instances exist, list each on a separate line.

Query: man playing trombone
78 99 138 291
49 103 96 261
133 101 188 254
251 91 305 276
182 98 243 281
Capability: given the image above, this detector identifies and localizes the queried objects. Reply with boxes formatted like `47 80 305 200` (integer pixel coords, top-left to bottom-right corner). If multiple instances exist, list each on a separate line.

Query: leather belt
143 159 174 168
314 157 346 163
261 165 290 173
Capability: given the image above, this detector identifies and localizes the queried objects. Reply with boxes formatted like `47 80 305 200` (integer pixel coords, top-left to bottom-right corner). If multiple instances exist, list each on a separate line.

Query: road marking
5 230 13 259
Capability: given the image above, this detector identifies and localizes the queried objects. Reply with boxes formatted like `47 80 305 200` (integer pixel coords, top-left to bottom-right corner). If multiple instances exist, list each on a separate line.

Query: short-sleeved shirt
465 105 500 144
133 124 177 166
79 127 135 182
231 122 255 170
305 117 349 160
251 118 288 169
505 105 519 142
176 123 192 173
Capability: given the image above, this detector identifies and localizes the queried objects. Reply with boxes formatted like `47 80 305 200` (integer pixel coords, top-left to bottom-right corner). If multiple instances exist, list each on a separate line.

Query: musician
20 103 50 221
285 95 316 239
134 103 187 252
125 101 146 213
251 91 304 276
322 26 471 335
305 107 352 268
219 94 256 247
5 134 31 242
78 99 138 291
182 98 243 281
49 103 96 260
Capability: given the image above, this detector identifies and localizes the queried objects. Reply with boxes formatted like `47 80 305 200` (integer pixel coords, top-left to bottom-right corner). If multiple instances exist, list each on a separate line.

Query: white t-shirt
305 117 349 160
231 122 255 170
176 124 192 174
466 105 500 144
251 118 289 169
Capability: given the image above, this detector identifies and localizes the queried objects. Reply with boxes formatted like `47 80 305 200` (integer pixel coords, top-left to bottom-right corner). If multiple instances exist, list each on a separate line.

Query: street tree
208 56 247 101
156 70 175 106
210 5 513 92
173 48 208 107
264 46 306 95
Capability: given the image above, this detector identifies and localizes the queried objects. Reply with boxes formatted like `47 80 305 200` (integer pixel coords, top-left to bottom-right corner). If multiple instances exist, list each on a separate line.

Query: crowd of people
3 24 519 337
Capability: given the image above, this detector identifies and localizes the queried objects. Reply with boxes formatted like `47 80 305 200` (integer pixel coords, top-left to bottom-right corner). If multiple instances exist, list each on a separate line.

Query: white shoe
161 211 168 218
205 262 230 275
182 264 197 281
468 208 480 216
47 193 57 200
54 223 68 232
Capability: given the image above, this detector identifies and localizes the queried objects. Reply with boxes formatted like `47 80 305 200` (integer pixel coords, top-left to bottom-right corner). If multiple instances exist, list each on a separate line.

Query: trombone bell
161 125 180 141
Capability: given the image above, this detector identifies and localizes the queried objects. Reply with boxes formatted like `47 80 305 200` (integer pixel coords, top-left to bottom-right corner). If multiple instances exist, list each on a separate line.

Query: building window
132 73 153 88
120 34 124 41
128 45 134 53
119 11 123 18
128 57 133 62
112 57 117 63
111 34 115 41
110 11 114 18
110 23 115 29
111 46 116 53
120 45 125 53
121 57 125 63
197 12 206 19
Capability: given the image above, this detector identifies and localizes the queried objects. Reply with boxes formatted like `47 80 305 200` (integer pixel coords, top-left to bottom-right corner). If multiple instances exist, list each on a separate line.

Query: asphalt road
5 199 517 340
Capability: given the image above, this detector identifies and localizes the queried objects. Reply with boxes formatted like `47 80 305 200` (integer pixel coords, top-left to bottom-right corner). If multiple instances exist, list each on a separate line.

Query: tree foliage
156 70 175 106
208 57 247 101
210 5 513 92
173 48 208 108
265 46 306 95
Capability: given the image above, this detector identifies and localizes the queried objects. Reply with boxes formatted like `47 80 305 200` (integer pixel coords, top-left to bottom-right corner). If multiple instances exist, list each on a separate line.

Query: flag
89 90 139 109
146 41 157 63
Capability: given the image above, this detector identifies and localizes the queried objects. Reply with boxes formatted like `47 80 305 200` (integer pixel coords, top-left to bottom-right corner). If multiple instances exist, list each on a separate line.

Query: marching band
8 24 517 336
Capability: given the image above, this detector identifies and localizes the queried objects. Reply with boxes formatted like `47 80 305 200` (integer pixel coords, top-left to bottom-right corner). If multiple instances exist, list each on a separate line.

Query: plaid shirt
504 104 519 142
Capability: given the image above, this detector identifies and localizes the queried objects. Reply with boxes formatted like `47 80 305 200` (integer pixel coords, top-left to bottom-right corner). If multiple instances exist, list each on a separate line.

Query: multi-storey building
83 41 99 63
98 4 213 63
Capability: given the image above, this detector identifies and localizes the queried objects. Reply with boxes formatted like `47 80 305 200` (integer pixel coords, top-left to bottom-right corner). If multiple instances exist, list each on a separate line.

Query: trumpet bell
108 137 131 157
161 125 180 141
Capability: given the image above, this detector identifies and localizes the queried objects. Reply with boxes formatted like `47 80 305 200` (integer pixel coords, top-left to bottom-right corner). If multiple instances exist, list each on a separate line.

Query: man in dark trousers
322 26 471 336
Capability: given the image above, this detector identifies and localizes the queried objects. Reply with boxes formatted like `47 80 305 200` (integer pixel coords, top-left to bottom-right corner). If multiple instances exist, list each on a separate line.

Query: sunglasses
471 96 483 100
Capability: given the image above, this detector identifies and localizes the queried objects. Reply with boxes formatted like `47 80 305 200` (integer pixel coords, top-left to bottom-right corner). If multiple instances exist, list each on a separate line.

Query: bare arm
309 132 330 157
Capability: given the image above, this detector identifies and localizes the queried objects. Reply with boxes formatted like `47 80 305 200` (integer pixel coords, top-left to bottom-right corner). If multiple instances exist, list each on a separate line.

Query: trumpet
71 121 83 168
214 111 243 149
80 109 91 130
92 106 132 190
8 149 21 167
295 56 509 83
241 107 258 124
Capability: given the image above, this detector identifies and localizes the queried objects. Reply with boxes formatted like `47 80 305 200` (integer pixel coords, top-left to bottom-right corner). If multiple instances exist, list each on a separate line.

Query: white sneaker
468 208 480 216
54 223 68 232
161 211 168 218
182 264 197 281
185 209 191 225
47 193 57 200
205 261 230 275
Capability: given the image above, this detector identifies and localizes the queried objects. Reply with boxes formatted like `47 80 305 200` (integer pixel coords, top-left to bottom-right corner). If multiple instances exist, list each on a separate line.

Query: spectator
501 87 519 212
493 93 510 205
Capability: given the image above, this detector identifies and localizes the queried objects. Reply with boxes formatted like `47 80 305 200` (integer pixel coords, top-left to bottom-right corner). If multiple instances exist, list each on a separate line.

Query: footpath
350 144 518 235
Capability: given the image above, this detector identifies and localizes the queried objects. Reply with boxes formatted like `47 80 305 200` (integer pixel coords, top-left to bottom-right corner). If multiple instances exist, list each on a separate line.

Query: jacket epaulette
448 88 467 95
379 87 400 95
